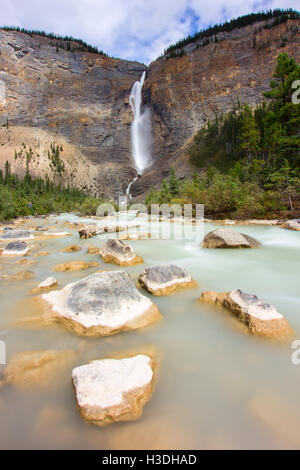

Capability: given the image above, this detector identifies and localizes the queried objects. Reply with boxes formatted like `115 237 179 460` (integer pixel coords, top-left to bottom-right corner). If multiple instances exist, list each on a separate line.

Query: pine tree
169 168 180 197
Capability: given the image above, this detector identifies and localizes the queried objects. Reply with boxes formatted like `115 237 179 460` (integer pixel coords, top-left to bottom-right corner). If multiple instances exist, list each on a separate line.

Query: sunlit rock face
0 29 145 199
0 19 299 198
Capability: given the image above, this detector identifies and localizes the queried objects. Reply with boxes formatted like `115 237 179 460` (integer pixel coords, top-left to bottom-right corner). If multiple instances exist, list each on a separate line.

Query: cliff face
131 18 300 197
0 19 299 199
0 29 145 198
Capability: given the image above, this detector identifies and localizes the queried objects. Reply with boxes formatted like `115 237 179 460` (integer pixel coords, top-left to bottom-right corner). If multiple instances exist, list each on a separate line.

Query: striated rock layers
0 19 299 198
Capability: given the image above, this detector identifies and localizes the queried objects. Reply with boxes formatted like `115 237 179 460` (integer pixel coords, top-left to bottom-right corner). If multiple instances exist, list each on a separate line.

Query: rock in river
3 350 76 389
0 230 33 241
42 271 161 336
2 241 30 256
2 270 35 281
63 244 82 253
282 219 300 231
72 354 156 426
139 264 197 296
201 228 260 249
198 289 293 342
100 239 143 266
31 277 58 294
53 261 99 272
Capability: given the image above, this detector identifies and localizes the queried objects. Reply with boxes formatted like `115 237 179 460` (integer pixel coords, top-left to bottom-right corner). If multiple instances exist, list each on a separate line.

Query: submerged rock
198 289 293 341
100 239 143 266
72 354 156 426
2 241 30 256
119 233 152 240
63 244 82 253
282 219 300 231
201 228 260 248
0 230 33 240
87 246 101 255
3 350 75 389
139 264 197 296
2 270 35 281
53 261 99 272
34 251 50 257
42 271 161 336
31 277 58 294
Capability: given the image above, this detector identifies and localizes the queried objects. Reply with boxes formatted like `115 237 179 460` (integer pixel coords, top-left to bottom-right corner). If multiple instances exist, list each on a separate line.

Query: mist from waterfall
129 71 152 175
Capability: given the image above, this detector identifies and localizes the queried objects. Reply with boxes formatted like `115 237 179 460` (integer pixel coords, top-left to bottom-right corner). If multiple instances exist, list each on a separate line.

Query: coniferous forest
146 53 300 219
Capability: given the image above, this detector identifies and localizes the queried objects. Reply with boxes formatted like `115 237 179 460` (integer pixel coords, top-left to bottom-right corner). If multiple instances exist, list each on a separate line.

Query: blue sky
1 0 299 64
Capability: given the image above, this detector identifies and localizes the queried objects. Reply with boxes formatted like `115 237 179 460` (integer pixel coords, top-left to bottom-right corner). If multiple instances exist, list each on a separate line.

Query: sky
1 0 299 64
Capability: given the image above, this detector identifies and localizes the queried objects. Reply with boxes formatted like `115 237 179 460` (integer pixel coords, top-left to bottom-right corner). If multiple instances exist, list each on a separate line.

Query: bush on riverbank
0 166 103 221
147 53 300 218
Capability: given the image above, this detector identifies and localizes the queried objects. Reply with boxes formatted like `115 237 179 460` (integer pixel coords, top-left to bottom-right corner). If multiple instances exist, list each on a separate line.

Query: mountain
0 12 299 199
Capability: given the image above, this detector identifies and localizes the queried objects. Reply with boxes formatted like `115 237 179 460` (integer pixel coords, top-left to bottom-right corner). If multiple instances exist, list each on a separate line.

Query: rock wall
0 19 299 199
0 29 145 198
132 18 300 197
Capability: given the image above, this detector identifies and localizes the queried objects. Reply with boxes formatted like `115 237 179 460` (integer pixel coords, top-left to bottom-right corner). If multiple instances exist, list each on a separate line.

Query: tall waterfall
129 71 152 175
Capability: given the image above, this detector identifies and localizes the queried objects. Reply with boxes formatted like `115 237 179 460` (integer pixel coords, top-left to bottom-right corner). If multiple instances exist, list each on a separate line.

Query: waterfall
126 71 152 199
129 71 152 174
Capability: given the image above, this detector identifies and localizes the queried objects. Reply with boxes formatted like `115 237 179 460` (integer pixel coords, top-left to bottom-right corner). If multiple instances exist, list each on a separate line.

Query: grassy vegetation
0 163 103 221
146 53 300 219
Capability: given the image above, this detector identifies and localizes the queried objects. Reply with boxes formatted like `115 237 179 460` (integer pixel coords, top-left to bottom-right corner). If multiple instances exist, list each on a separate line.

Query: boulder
53 261 99 272
139 264 197 296
2 241 30 256
282 219 300 231
42 271 161 336
0 230 33 240
31 277 57 294
3 350 75 389
198 289 293 341
79 225 104 239
2 226 12 231
72 354 155 426
100 239 143 266
63 244 82 253
201 228 260 248
79 225 140 239
2 270 35 281
35 226 47 232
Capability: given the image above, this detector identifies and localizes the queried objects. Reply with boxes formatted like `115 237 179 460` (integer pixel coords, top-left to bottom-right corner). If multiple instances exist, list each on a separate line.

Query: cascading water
126 71 153 199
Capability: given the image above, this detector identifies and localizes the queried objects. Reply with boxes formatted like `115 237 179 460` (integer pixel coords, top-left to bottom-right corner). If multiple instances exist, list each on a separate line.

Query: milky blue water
0 214 299 449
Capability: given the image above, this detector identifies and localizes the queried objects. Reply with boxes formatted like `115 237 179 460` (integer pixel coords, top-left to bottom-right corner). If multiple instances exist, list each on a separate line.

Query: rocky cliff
0 29 145 198
0 18 299 199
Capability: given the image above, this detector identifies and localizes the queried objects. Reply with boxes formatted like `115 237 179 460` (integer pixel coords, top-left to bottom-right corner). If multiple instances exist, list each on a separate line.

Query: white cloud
1 0 299 63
